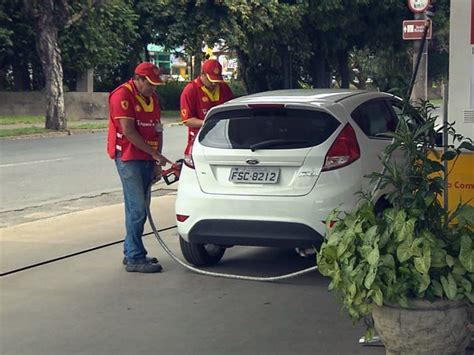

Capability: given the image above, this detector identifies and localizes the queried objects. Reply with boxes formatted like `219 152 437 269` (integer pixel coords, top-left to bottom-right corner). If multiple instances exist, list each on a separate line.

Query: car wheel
179 236 226 266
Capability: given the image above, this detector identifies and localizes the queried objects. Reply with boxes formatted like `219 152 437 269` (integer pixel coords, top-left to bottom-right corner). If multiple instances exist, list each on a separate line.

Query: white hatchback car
175 89 415 266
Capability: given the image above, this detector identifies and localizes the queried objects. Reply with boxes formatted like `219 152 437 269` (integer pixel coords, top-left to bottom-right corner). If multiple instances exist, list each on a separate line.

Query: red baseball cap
202 59 224 82
134 62 162 85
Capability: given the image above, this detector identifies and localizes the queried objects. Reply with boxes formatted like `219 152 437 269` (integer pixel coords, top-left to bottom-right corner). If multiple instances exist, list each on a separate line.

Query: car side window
390 101 422 128
351 100 398 138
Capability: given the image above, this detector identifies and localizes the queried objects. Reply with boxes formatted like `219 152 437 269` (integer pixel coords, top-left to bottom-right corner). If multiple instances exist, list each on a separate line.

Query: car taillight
176 214 189 222
184 154 194 169
247 104 285 109
322 123 360 171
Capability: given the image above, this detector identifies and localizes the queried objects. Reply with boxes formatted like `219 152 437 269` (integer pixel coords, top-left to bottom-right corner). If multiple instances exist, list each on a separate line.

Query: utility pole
411 11 428 102
405 0 434 102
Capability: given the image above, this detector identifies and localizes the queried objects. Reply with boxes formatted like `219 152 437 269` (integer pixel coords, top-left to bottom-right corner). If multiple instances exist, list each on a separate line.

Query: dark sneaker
122 256 158 265
125 261 163 273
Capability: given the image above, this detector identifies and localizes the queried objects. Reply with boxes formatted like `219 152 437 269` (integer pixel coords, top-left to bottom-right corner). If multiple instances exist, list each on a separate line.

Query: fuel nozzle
161 159 183 185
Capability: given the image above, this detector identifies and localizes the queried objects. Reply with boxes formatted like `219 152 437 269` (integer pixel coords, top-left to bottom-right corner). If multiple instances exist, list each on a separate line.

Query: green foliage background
0 0 450 95
156 81 186 111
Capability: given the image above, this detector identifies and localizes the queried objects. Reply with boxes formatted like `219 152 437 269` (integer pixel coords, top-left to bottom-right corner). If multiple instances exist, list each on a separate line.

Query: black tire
179 236 225 267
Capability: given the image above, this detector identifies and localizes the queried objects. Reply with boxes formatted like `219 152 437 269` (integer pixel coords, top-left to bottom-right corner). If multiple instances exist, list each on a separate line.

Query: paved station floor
0 192 402 355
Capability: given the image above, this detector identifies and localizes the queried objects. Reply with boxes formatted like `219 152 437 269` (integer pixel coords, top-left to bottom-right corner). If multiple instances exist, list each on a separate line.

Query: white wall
0 92 108 120
448 0 474 139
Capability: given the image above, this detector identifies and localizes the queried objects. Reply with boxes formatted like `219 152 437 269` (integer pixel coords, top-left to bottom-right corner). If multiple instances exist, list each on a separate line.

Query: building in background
147 43 238 82
147 44 187 81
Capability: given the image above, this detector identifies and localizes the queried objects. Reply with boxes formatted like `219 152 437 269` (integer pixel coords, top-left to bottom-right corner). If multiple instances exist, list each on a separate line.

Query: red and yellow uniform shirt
180 77 233 155
107 79 161 161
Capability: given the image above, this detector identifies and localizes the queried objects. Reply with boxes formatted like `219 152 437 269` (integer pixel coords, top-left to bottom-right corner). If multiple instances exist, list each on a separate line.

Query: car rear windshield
199 108 340 150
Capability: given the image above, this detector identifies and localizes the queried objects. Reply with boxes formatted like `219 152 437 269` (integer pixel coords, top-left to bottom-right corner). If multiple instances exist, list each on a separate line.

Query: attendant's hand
151 152 172 166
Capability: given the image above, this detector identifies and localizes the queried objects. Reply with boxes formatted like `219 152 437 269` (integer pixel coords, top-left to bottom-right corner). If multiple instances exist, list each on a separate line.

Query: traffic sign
407 0 430 13
403 20 432 40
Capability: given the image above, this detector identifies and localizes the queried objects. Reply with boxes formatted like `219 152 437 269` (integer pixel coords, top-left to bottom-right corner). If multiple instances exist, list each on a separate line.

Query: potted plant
317 101 474 354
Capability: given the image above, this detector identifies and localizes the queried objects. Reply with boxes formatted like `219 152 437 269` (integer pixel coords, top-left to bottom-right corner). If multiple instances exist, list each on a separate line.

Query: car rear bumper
176 163 362 247
188 219 323 248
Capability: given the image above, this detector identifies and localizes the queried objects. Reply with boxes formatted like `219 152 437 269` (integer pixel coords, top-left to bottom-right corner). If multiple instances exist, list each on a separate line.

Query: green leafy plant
317 101 474 323
156 81 187 110
227 79 248 98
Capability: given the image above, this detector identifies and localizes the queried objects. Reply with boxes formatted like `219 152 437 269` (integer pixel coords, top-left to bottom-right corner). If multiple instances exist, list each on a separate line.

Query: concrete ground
3 189 470 355
0 191 390 355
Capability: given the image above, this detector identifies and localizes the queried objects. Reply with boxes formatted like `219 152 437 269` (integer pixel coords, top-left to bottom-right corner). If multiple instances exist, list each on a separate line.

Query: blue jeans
115 154 155 262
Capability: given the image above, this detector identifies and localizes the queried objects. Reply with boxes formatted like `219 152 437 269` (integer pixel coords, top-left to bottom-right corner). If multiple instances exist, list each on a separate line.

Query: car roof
209 89 400 119
230 89 363 104
232 89 391 103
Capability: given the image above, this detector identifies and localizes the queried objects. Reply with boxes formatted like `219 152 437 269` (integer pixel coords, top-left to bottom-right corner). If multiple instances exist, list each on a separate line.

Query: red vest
180 77 233 155
107 80 161 161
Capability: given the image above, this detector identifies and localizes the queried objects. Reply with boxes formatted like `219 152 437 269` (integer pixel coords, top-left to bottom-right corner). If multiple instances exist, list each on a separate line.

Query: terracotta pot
372 299 470 355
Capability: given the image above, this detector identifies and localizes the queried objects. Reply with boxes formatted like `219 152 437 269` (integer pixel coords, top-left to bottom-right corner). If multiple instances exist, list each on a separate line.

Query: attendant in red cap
107 62 172 273
180 59 234 155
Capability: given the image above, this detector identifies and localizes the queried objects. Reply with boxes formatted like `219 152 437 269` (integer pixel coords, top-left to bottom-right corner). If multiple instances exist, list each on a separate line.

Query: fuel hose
145 198 318 282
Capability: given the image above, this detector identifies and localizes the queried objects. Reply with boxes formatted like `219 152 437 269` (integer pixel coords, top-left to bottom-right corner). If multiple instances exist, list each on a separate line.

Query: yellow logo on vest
181 108 187 118
121 100 129 110
135 105 141 112
200 85 220 102
145 140 159 150
135 94 154 113
202 96 209 102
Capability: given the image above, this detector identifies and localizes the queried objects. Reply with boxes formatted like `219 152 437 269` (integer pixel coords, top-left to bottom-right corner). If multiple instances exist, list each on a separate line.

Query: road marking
0 157 72 168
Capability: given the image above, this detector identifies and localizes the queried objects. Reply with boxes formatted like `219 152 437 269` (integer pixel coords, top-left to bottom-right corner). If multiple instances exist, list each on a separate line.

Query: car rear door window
351 100 398 138
390 101 423 128
199 108 340 150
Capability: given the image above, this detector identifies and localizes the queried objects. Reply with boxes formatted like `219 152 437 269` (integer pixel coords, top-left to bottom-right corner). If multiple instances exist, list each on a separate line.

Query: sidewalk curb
0 123 182 140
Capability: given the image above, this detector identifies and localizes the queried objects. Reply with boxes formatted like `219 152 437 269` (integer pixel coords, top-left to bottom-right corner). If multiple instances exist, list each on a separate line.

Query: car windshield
199 108 340 150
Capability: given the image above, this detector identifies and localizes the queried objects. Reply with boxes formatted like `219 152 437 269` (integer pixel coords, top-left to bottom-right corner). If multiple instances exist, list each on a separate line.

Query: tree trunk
236 48 269 94
311 55 330 88
310 35 332 88
143 43 150 62
0 68 5 90
30 1 66 130
193 51 203 79
338 50 349 89
282 46 291 89
236 49 250 92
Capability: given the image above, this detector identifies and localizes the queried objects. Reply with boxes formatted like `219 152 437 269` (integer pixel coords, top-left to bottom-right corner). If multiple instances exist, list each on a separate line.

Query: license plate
229 167 280 184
